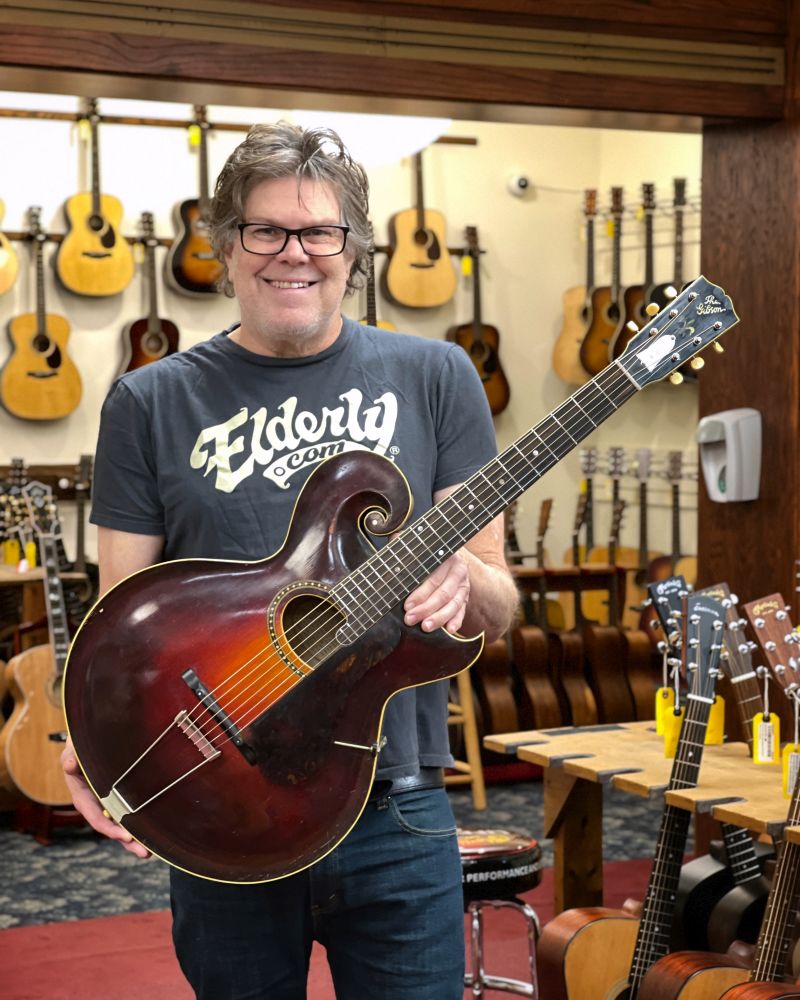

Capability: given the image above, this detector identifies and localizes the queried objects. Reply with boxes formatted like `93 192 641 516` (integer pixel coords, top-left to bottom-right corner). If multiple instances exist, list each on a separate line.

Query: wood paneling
698 119 800 603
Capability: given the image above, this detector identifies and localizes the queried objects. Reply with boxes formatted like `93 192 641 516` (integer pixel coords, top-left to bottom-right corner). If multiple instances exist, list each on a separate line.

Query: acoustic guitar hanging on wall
55 98 134 297
0 198 19 296
382 149 457 308
359 222 396 331
1 207 82 421
446 226 509 416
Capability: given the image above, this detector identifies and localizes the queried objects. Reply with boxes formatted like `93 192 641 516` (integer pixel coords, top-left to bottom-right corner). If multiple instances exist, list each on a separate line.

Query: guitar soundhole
87 214 105 232
144 333 167 358
279 593 347 668
607 303 621 323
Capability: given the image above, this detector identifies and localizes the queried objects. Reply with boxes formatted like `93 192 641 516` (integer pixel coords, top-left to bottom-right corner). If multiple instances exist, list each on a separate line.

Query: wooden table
0 566 88 649
485 721 791 914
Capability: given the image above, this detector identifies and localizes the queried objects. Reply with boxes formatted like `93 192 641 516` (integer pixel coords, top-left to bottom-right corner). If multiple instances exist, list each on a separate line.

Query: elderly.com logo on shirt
189 388 399 492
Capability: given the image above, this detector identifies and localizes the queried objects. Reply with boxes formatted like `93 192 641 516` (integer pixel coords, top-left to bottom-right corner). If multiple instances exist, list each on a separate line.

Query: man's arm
402 485 518 643
61 526 165 857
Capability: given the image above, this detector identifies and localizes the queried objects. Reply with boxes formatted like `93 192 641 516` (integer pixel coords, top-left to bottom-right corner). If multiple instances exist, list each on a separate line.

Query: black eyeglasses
237 223 350 257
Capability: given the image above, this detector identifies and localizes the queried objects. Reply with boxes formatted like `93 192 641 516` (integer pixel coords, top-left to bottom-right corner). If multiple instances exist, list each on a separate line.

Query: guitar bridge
181 668 256 765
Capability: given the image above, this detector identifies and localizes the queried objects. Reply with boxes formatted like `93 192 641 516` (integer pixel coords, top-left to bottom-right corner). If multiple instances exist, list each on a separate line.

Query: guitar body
537 906 639 1000
582 623 635 723
0 231 18 295
446 322 510 415
708 875 771 953
623 628 657 721
165 198 224 295
552 284 591 386
611 283 644 360
511 625 563 730
0 645 71 805
56 192 134 296
122 316 180 372
579 286 620 376
359 317 397 332
472 636 518 736
674 554 698 588
722 987 800 999
383 207 457 308
549 630 598 727
1 312 82 420
64 451 483 883
637 952 749 1000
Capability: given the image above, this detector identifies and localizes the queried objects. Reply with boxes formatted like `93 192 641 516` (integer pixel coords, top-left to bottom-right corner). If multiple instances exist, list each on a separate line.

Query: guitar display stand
13 800 87 846
446 669 487 810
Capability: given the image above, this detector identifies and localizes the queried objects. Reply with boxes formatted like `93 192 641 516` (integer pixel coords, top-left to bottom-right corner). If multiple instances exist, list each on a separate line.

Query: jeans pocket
388 787 458 838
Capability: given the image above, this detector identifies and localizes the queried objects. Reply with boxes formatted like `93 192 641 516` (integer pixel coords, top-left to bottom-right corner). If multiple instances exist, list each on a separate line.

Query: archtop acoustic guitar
1 207 82 421
64 277 737 884
55 98 134 297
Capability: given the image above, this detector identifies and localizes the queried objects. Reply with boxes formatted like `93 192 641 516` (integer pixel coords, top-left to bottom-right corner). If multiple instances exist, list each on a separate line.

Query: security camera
507 174 531 197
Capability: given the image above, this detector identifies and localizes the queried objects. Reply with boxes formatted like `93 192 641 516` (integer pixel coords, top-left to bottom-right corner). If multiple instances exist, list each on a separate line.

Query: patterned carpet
0 777 663 929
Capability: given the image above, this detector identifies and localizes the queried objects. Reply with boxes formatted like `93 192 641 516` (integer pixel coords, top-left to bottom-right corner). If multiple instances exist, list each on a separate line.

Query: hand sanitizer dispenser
696 407 761 502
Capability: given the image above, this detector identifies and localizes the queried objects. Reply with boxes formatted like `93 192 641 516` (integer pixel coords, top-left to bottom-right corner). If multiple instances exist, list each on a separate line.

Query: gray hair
209 120 371 297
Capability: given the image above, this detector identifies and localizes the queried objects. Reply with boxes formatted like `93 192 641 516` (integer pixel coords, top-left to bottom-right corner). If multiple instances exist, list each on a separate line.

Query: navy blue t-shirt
90 318 498 777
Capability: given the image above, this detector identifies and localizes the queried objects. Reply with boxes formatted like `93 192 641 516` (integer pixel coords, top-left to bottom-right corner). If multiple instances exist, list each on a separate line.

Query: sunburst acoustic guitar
383 148 457 308
580 186 625 377
165 105 223 296
0 198 19 295
552 189 596 386
121 212 180 373
446 226 510 416
56 98 134 297
0 207 82 421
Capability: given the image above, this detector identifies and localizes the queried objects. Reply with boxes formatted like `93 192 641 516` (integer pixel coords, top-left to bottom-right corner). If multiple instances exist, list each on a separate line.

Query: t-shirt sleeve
432 345 498 492
89 379 166 536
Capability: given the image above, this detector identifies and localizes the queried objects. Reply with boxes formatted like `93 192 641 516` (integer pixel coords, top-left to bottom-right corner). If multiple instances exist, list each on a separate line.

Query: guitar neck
38 535 71 680
145 238 160 327
198 122 210 218
643 211 654 286
366 250 377 326
674 208 684 288
90 115 101 218
330 364 641 646
586 216 595 290
34 234 46 331
413 152 425 232
670 483 681 571
611 214 622 302
584 479 594 553
471 251 484 344
720 823 763 884
637 481 648 570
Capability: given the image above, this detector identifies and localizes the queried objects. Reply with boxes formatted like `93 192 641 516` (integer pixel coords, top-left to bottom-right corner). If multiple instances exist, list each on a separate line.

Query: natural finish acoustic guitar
580 186 625 377
383 149 457 308
552 189 596 386
1 207 82 421
165 105 223 296
121 212 180 373
0 198 19 295
0 483 72 805
446 225 510 416
63 278 737 884
56 98 134 297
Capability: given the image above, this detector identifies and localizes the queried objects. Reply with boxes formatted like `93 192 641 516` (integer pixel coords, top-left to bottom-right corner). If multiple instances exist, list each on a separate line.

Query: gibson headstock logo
696 294 725 316
751 600 780 616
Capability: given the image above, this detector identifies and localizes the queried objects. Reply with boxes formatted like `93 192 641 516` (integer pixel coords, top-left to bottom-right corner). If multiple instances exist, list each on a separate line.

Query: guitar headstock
583 189 598 218
684 592 726 700
674 178 687 208
606 446 626 481
666 450 684 485
610 186 624 217
27 206 45 243
696 582 755 682
193 104 209 130
647 575 690 648
22 481 59 539
580 446 598 478
465 225 480 261
642 182 656 213
618 276 737 387
633 447 652 482
76 454 93 499
81 97 100 124
140 211 157 248
744 593 800 698
536 498 553 542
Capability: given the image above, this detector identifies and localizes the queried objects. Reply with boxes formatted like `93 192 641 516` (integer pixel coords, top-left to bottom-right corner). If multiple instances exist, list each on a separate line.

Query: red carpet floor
2 859 652 1000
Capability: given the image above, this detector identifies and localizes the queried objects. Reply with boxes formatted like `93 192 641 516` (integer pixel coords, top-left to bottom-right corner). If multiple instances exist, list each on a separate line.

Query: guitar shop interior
1 3 799 998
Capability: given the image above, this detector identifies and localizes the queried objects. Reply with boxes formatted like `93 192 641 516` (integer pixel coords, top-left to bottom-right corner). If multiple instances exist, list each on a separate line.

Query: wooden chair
445 668 487 810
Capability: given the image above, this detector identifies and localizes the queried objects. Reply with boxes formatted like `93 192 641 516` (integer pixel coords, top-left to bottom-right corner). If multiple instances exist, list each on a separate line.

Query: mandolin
165 105 224 297
63 277 737 883
552 188 596 386
537 590 727 1000
0 483 73 805
612 183 657 360
0 207 82 421
359 222 396 332
121 212 180 373
0 198 19 295
382 149 457 308
446 226 510 415
56 98 134 297
580 186 624 377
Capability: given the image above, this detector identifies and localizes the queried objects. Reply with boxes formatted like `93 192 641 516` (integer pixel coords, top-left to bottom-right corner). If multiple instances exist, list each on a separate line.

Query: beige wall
0 93 702 566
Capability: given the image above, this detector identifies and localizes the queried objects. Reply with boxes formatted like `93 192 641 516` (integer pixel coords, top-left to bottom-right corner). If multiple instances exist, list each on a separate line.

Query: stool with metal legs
458 828 542 998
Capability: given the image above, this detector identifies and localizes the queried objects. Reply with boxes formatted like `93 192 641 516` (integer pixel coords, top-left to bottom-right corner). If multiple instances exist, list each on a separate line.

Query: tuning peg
713 342 725 354
690 357 705 371
669 372 684 385
626 321 639 333
645 303 660 317
665 285 678 301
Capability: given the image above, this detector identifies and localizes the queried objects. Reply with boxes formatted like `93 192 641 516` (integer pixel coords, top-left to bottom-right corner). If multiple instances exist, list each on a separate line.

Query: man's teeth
269 280 311 288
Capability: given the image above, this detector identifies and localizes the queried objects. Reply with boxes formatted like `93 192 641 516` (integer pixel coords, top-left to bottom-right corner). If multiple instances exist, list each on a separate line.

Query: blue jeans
170 787 465 999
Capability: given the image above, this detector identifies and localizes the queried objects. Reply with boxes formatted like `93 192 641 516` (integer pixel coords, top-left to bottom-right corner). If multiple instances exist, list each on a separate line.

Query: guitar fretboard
39 535 71 681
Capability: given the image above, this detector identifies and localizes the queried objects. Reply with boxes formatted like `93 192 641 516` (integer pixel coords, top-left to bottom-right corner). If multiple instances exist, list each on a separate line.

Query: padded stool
458 828 542 998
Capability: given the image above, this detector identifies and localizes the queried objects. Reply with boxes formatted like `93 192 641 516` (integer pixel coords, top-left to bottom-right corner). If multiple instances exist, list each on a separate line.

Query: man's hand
403 551 471 634
61 742 151 859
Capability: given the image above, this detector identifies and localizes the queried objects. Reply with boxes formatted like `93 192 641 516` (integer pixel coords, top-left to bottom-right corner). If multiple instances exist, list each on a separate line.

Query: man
62 121 519 999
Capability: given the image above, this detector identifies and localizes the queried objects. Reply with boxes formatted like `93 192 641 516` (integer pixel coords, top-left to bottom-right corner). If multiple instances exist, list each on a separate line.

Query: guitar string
121 293 718 766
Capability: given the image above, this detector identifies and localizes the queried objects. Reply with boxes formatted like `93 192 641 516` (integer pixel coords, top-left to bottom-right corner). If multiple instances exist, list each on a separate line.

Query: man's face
224 175 354 357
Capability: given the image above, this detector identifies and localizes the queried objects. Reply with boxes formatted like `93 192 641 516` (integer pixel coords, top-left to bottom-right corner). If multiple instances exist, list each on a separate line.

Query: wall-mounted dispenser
696 407 761 502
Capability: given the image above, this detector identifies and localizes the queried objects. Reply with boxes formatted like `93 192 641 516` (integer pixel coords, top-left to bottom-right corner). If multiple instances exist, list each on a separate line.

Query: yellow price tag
133 241 145 265
78 117 91 141
606 218 615 238
655 686 674 735
635 205 644 221
24 540 37 569
753 712 780 764
783 743 800 798
3 539 20 565
704 694 725 745
188 123 201 148
663 707 684 758
461 255 472 277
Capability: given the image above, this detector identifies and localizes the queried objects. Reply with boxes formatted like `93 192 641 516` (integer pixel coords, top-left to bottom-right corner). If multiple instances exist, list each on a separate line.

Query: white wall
0 92 702 566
